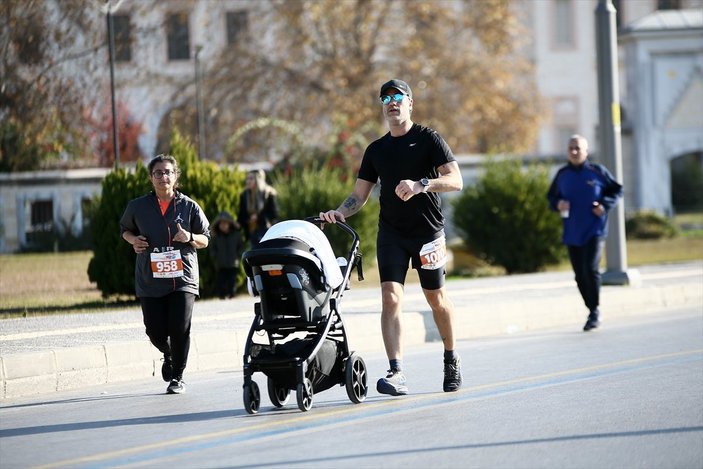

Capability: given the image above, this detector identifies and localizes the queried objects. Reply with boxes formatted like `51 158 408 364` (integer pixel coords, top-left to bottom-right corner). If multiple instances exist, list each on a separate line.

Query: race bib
419 236 447 270
150 250 184 278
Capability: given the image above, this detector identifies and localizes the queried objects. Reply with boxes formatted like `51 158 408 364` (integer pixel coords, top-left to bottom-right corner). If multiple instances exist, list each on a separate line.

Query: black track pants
140 291 195 379
567 236 603 313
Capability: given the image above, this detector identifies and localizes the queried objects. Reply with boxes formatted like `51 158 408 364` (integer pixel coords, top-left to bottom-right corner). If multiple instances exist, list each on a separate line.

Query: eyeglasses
152 169 175 178
380 93 405 105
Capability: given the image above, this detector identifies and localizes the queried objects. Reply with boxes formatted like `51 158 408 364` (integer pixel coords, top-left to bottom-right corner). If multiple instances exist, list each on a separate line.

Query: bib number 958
150 251 184 278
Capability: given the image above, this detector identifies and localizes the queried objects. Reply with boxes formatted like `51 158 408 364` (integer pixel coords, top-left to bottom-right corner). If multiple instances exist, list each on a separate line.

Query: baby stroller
241 217 367 413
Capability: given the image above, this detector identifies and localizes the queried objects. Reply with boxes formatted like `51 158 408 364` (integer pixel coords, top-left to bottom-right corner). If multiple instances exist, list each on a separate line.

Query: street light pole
106 0 119 169
195 45 205 159
595 0 639 286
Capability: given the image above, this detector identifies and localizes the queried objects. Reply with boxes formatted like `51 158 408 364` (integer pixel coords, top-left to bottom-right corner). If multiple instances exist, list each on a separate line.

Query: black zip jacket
120 191 210 298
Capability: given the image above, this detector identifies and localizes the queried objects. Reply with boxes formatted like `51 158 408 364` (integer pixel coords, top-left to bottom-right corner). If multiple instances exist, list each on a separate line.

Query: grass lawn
1 223 701 317
450 212 703 276
448 236 703 277
0 251 136 316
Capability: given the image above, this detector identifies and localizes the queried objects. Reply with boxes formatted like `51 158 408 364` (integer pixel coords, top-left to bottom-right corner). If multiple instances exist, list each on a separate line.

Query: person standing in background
547 134 623 331
238 169 279 248
209 211 244 299
120 154 210 394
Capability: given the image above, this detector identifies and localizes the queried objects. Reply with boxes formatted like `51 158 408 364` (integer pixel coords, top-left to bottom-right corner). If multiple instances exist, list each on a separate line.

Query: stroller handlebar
305 216 359 244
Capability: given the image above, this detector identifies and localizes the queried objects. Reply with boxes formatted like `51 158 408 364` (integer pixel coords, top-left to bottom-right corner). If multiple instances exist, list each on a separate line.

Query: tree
0 0 105 170
2 0 545 170
452 158 564 274
86 100 145 167
197 0 544 161
88 130 247 298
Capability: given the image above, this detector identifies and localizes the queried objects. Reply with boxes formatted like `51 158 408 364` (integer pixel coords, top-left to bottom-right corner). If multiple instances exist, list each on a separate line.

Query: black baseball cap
380 79 412 98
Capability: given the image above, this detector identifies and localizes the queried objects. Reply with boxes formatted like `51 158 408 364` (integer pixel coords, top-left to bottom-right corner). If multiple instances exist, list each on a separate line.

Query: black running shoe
376 370 408 396
166 378 186 394
161 355 172 382
443 356 462 392
583 310 600 331
583 318 600 331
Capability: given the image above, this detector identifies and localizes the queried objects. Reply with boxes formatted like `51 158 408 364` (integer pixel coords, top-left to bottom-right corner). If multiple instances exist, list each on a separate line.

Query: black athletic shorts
376 228 448 290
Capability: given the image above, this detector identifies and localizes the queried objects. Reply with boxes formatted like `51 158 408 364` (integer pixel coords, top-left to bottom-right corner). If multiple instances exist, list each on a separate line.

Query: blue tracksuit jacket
546 161 623 246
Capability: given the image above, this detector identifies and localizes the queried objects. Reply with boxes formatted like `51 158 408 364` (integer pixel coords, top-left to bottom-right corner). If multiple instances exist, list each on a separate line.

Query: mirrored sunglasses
380 93 405 105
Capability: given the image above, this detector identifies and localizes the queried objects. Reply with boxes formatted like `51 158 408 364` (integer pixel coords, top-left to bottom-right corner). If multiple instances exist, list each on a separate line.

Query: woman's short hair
148 154 179 175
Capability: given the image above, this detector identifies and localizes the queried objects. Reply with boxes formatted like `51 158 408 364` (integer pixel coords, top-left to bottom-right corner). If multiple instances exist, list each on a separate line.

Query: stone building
620 9 703 214
2 0 701 252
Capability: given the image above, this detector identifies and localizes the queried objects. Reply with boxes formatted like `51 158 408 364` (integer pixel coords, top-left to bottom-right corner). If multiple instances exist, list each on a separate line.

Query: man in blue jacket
547 135 623 331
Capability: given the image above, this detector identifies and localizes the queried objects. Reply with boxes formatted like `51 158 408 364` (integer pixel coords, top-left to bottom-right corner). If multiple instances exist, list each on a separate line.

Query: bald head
567 134 588 166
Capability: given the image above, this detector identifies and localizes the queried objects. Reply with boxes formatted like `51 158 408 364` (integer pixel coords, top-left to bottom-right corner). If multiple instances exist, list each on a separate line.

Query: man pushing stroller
320 79 463 395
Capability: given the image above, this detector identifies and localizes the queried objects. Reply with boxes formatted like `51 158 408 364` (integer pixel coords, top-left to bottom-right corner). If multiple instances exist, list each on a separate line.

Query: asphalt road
1 305 701 469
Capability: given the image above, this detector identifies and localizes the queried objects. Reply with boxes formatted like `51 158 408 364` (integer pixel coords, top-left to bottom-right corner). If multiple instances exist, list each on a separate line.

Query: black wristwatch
189 231 194 243
420 178 430 192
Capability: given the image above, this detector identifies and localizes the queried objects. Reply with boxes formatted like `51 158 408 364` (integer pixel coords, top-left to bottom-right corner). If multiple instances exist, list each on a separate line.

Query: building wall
3 1 700 253
93 0 696 167
110 0 611 158
621 10 703 214
108 0 260 158
521 0 600 155
0 170 110 253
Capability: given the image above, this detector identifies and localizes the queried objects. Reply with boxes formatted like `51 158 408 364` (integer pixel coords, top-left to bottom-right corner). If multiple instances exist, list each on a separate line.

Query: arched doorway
670 151 703 214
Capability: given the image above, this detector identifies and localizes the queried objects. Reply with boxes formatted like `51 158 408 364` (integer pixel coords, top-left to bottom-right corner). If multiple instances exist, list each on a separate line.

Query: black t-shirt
358 123 455 237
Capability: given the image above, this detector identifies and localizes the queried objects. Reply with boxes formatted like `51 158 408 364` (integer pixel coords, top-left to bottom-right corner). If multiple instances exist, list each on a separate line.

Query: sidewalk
1 261 701 399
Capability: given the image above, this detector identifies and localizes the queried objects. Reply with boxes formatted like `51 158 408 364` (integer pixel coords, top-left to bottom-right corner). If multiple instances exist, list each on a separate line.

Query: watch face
421 178 429 187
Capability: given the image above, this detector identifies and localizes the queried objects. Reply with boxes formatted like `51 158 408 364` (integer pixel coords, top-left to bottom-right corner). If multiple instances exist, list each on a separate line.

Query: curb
1 278 701 399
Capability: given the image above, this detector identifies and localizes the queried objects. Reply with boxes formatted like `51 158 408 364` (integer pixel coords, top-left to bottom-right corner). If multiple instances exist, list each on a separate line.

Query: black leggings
140 291 195 379
567 236 603 312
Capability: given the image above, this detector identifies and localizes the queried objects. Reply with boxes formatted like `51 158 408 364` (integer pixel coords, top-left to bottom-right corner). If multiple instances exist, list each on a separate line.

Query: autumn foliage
86 100 145 167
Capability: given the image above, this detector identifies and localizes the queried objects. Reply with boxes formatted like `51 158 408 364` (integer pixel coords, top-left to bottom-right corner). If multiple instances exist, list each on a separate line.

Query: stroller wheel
267 377 291 408
345 352 368 404
243 381 261 414
296 378 313 412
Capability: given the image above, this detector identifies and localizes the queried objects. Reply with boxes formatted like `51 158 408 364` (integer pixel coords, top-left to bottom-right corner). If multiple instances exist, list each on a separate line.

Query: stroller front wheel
243 381 261 414
296 378 313 412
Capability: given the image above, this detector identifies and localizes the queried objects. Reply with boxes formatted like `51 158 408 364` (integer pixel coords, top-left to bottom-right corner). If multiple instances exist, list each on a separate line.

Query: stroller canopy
260 220 344 289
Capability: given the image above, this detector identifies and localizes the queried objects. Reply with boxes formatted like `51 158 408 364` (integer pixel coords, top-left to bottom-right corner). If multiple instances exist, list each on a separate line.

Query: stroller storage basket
253 337 344 393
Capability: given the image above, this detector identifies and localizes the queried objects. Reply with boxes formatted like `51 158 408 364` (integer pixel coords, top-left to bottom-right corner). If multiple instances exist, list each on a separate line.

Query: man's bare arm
430 161 463 193
320 179 375 223
397 161 464 201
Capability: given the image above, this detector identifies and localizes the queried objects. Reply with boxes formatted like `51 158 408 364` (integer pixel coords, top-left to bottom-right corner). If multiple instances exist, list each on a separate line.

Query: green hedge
625 211 678 239
452 158 564 273
88 131 245 298
87 164 151 296
87 132 381 299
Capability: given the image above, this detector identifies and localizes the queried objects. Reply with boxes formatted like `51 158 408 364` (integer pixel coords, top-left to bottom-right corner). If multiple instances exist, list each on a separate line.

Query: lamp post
195 45 205 159
595 0 639 286
106 0 119 169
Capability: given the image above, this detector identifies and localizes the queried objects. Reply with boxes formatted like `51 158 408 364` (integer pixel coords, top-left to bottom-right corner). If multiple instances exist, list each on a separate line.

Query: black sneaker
166 378 186 394
161 355 172 382
376 370 408 396
583 318 600 331
443 356 462 392
583 310 600 331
